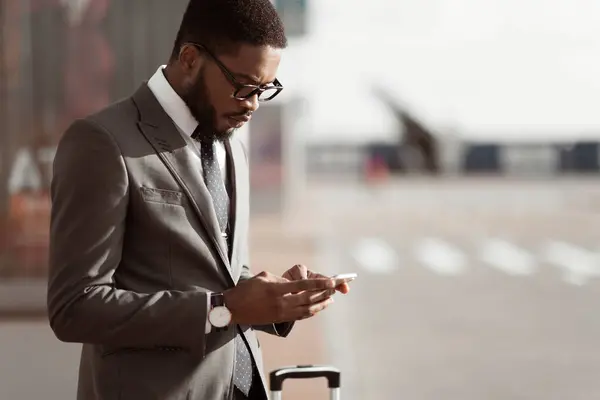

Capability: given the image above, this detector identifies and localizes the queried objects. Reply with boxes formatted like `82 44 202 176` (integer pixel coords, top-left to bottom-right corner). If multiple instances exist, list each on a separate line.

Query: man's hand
283 264 351 294
223 271 337 326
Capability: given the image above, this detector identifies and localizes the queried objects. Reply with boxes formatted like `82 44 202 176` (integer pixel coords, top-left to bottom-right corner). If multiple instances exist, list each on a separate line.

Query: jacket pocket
103 346 195 400
140 186 184 206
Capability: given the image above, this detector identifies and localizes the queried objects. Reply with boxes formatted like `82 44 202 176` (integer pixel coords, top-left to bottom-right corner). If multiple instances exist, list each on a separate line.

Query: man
46 1 350 399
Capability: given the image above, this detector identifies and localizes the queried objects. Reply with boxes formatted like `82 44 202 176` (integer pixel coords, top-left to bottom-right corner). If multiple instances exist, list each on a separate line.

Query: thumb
296 264 309 280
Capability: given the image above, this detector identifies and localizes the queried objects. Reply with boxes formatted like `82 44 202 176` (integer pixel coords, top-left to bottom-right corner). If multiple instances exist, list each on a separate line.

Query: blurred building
1 0 600 296
0 0 190 283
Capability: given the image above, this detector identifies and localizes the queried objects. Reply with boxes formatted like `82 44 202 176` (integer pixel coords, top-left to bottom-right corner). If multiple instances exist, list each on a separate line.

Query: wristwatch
208 292 232 331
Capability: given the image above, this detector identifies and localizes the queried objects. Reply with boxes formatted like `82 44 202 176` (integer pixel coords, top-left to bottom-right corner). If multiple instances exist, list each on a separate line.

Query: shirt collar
147 65 198 137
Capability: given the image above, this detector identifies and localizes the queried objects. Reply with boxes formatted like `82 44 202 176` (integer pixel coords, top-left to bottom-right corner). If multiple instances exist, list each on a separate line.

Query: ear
178 43 205 74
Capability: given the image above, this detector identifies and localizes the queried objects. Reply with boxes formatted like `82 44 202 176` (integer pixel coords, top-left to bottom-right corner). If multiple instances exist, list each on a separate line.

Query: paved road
2 177 600 400
304 178 600 400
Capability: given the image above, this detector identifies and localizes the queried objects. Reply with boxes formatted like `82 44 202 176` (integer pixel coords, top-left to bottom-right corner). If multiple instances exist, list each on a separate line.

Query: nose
241 94 260 113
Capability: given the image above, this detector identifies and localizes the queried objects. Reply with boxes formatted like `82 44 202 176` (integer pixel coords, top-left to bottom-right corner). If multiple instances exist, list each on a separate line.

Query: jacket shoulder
84 96 139 134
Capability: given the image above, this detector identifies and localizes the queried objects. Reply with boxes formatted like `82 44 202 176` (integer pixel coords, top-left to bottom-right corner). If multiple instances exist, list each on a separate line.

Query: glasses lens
235 86 258 99
234 86 282 101
257 87 281 102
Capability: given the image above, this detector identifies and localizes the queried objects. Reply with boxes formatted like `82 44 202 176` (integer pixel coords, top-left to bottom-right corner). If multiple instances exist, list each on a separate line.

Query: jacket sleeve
47 118 208 354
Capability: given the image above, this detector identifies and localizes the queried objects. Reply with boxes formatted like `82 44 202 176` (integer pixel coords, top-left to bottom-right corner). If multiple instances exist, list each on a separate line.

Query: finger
307 271 327 280
286 288 335 307
286 264 308 281
336 282 350 294
275 277 336 295
262 272 289 284
294 264 309 280
297 296 334 320
308 271 348 293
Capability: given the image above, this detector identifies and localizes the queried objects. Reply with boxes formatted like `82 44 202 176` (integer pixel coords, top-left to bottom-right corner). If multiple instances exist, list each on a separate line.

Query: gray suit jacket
47 83 293 400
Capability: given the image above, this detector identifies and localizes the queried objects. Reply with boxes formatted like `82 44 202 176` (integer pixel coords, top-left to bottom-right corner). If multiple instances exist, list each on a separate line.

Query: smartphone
331 273 357 285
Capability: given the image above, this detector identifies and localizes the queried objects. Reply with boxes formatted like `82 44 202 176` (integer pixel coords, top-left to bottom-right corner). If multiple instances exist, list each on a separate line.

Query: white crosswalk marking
479 238 537 276
414 237 467 276
351 237 399 274
541 241 600 286
348 235 600 288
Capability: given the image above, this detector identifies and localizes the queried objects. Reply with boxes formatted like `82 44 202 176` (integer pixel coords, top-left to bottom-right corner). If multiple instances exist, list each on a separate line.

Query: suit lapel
131 84 233 283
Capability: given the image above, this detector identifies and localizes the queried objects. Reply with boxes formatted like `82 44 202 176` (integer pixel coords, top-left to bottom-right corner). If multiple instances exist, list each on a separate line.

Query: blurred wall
0 320 81 399
0 0 189 292
0 2 188 397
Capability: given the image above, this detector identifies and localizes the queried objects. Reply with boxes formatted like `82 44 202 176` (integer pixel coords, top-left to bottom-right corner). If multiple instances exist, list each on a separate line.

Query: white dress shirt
147 65 227 178
147 65 226 334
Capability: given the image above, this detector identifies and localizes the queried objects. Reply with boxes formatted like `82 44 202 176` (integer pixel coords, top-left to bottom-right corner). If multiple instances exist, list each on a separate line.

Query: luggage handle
269 364 341 400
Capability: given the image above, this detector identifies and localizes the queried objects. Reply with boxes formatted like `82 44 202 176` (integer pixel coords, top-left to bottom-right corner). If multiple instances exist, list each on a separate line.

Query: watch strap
210 292 224 307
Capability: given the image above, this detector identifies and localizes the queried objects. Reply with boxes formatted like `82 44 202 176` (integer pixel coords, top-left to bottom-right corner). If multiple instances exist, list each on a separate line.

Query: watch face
209 306 232 328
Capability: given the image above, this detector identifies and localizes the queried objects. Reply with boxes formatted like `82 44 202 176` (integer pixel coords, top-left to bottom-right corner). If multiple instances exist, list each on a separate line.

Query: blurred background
2 0 600 399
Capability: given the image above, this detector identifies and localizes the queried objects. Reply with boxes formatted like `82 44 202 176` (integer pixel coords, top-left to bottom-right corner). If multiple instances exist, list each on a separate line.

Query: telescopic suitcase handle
269 364 341 400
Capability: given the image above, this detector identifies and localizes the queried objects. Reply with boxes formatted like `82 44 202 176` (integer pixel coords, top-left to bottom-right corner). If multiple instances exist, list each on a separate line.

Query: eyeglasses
188 43 284 102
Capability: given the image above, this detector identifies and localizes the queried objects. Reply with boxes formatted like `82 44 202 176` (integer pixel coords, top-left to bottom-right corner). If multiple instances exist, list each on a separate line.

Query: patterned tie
199 138 229 233
196 135 255 397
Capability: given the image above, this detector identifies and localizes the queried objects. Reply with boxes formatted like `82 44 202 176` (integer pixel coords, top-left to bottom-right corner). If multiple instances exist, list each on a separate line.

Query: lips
229 114 251 123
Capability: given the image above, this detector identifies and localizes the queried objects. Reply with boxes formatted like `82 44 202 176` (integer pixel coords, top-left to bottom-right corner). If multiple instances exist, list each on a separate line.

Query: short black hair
171 0 288 59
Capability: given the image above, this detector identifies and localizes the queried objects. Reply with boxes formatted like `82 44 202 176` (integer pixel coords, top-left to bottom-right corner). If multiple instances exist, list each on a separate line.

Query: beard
180 68 236 143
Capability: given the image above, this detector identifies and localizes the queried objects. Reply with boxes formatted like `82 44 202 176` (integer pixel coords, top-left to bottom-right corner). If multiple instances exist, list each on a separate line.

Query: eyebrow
234 72 273 86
